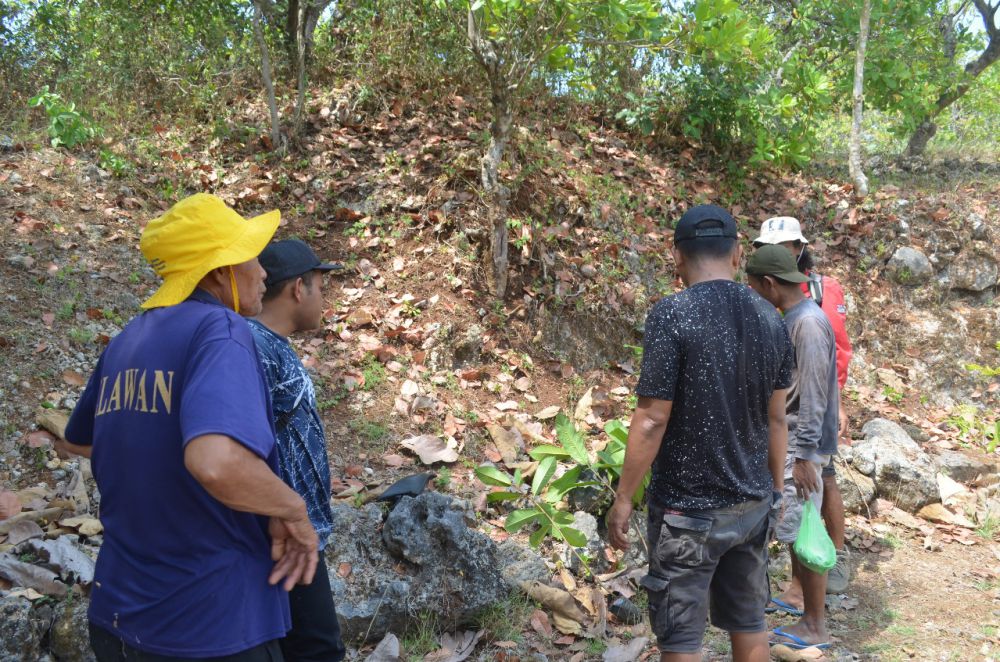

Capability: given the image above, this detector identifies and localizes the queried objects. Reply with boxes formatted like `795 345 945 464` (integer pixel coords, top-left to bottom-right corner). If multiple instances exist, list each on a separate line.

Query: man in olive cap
747 244 837 651
61 193 318 660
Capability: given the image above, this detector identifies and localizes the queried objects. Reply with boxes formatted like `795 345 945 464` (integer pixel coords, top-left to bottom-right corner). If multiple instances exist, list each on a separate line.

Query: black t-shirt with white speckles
636 279 795 511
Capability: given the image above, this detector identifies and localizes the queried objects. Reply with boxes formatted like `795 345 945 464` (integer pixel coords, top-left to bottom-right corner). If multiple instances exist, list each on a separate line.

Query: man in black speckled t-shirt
608 205 795 662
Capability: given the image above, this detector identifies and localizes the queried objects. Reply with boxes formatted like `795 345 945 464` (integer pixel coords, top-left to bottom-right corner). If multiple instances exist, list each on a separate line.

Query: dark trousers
90 624 283 661
281 562 347 662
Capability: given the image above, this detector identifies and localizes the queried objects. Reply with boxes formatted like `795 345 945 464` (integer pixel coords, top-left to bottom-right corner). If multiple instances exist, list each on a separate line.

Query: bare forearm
614 398 671 504
185 434 306 521
768 389 788 491
56 438 93 459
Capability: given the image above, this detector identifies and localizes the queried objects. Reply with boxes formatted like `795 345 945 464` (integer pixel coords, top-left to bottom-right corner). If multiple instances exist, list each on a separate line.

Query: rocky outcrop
327 493 510 643
848 418 939 512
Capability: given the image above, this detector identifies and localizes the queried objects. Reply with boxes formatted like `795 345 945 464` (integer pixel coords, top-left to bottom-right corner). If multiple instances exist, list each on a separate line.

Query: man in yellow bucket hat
60 193 318 661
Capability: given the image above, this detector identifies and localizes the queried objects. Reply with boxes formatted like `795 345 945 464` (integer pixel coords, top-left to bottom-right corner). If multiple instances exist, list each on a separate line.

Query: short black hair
795 244 815 273
261 270 316 303
676 236 738 261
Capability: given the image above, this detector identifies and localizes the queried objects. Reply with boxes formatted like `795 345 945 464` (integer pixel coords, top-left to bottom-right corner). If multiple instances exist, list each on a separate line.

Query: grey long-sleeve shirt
783 298 839 461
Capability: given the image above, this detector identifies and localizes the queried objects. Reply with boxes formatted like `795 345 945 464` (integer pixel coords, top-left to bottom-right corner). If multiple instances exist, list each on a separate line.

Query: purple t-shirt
65 289 290 657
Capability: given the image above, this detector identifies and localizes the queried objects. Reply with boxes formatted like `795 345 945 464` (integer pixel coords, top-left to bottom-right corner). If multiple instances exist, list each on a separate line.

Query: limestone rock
327 494 508 643
886 247 933 285
496 539 548 589
936 450 995 484
851 419 939 512
560 511 607 574
836 461 876 514
0 596 43 662
943 244 999 291
50 598 95 662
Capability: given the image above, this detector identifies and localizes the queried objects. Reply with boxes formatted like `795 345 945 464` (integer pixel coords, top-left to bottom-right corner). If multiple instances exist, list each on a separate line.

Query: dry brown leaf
535 405 561 420
61 370 85 387
423 630 484 662
602 636 648 662
59 515 103 536
486 424 522 465
365 633 401 662
25 430 56 448
519 581 587 635
529 609 552 637
0 491 22 521
400 435 459 464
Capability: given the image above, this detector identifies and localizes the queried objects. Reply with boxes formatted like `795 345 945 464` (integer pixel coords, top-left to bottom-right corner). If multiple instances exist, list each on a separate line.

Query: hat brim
141 209 280 309
316 262 343 272
753 230 810 246
753 270 810 284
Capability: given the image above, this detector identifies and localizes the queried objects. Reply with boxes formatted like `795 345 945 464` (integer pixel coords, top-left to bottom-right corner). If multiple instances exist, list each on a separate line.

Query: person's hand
268 515 319 591
839 408 849 440
607 499 633 551
791 459 820 498
54 438 74 460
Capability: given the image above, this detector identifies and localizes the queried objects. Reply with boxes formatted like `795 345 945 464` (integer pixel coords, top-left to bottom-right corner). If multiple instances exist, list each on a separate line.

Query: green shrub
28 86 101 148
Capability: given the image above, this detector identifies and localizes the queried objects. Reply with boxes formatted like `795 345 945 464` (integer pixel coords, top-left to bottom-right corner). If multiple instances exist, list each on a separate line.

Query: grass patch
349 418 390 443
402 611 439 661
435 467 452 491
361 354 387 391
976 514 1000 541
476 592 534 643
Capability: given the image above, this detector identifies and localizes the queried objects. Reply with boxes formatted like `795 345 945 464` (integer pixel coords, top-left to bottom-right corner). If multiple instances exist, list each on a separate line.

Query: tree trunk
285 0 300 67
251 0 283 152
482 87 513 298
906 0 1000 156
292 1 332 136
849 0 871 197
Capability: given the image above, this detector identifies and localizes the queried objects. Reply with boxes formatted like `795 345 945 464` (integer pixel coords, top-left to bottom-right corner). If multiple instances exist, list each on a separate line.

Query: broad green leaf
555 414 589 465
560 526 587 547
505 508 541 532
546 466 583 498
531 456 557 495
528 522 550 548
475 464 512 487
604 419 629 445
528 444 570 461
487 491 521 503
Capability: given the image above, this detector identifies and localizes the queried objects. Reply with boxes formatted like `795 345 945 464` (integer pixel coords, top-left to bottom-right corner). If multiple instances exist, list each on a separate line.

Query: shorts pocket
639 574 670 637
657 513 712 567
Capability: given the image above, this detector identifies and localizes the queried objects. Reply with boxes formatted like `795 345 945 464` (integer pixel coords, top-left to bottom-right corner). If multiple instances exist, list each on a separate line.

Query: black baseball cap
259 239 342 287
673 204 738 243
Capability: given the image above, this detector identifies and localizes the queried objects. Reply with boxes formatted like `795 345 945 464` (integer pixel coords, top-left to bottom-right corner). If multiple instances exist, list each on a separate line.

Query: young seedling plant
475 414 651 571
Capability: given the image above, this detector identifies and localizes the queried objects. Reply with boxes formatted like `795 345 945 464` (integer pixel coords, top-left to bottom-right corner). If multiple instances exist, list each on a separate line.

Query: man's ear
671 245 684 270
731 243 743 270
291 276 306 302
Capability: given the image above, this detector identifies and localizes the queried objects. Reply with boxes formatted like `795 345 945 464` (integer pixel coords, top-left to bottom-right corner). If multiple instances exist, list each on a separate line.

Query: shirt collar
188 288 226 307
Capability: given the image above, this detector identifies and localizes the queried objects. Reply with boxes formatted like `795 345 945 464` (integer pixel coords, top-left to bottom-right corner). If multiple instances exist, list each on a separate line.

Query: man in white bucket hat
754 216 854 600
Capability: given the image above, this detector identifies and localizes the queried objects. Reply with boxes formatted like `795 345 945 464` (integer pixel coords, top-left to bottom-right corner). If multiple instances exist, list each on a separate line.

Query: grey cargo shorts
642 497 772 653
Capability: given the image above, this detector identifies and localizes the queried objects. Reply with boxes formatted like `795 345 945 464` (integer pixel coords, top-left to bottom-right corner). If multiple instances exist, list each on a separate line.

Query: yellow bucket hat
139 193 280 309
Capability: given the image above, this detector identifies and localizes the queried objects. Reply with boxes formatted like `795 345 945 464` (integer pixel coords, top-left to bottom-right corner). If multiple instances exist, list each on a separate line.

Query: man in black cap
248 239 347 662
608 205 795 662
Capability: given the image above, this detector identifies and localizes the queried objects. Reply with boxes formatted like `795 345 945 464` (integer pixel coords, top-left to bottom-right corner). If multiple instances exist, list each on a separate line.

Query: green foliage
28 86 100 148
98 149 132 178
361 354 387 391
946 405 999 453
475 414 648 552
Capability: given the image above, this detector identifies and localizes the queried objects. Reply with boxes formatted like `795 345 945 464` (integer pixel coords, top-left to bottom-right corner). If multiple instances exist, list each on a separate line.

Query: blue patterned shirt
248 319 333 550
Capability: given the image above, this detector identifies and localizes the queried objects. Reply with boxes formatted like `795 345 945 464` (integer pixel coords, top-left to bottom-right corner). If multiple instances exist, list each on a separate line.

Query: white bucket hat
753 216 810 246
